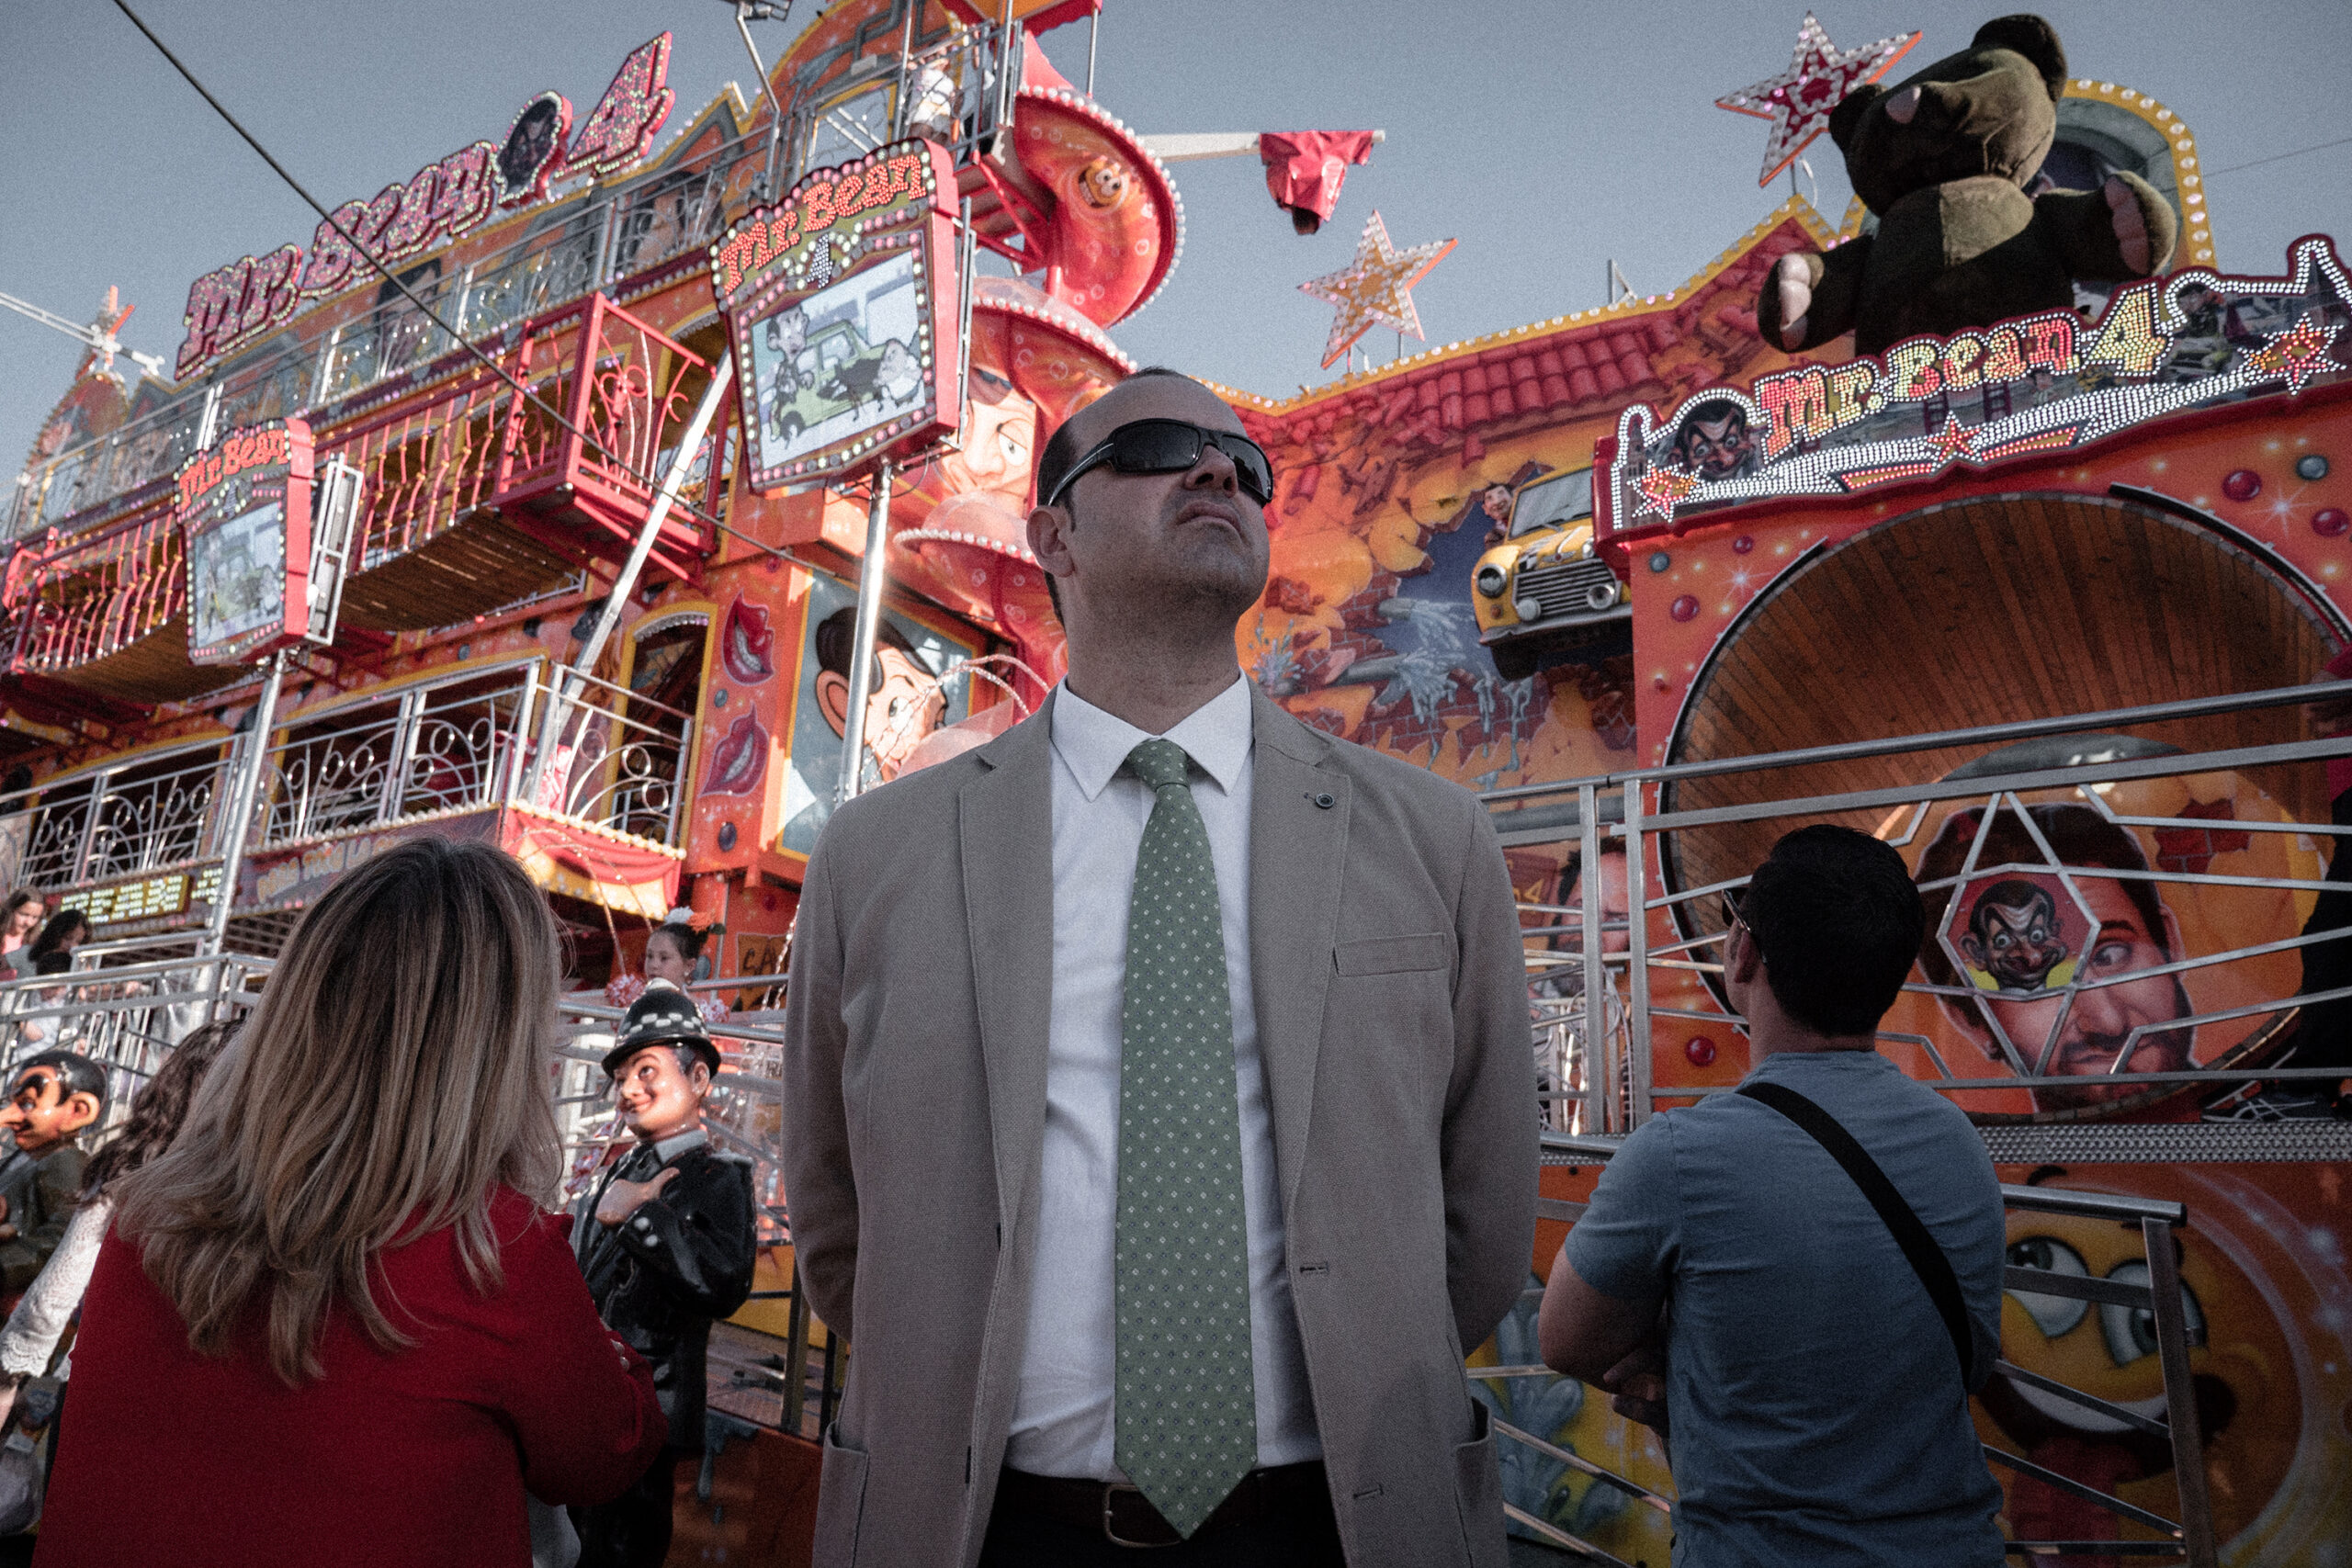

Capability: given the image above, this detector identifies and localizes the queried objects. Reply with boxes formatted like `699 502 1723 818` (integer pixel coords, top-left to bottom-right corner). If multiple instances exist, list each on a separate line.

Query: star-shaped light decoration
1717 13 1921 186
2253 313 2343 393
1927 415 1979 466
1299 210 1456 369
1634 465 1702 521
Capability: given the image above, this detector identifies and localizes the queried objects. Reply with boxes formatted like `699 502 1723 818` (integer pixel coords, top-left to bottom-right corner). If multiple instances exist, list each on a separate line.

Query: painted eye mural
2004 1235 2090 1339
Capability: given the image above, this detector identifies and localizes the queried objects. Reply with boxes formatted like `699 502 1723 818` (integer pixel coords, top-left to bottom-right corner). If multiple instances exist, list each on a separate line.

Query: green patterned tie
1114 738 1259 1538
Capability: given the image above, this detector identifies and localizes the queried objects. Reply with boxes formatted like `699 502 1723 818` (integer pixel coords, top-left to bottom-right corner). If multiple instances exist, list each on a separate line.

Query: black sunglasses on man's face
1042 418 1275 510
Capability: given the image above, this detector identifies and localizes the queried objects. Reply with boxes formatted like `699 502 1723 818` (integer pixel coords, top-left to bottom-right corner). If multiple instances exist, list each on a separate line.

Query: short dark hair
13 1049 108 1118
1913 805 2168 987
1032 367 1207 621
814 604 918 684
33 952 73 977
646 919 721 965
1738 824 1925 1035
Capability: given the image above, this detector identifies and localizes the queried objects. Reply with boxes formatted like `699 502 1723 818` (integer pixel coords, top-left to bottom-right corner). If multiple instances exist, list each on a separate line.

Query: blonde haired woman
37 840 665 1566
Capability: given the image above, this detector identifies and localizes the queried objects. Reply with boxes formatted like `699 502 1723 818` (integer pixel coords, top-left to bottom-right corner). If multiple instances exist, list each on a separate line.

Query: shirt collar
647 1127 708 1163
1051 674 1254 802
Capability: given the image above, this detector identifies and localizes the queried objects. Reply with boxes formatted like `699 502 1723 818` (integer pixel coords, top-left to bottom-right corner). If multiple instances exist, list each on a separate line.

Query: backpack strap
1736 1079 1973 1389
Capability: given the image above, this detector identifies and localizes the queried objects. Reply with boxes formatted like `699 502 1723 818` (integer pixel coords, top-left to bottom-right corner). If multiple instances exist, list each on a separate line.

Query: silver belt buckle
1102 1481 1173 1549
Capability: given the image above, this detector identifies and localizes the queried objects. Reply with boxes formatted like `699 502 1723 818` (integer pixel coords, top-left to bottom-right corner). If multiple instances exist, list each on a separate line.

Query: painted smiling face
1979 1199 2295 1552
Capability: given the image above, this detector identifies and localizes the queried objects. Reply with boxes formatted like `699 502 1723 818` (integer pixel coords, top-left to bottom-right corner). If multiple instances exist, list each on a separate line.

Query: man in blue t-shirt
1540 824 2006 1567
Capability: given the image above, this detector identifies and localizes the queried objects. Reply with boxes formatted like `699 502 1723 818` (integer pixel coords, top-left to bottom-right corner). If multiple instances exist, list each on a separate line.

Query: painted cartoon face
877 339 920 400
863 645 947 778
0 1066 96 1159
610 1043 706 1143
1675 410 1757 481
1981 1201 2295 1551
1076 157 1130 211
1949 875 2192 1108
1962 880 2072 991
941 374 1036 500
765 308 807 360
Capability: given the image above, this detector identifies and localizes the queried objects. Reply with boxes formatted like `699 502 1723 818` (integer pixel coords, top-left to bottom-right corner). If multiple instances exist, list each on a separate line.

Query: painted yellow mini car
1472 467 1629 681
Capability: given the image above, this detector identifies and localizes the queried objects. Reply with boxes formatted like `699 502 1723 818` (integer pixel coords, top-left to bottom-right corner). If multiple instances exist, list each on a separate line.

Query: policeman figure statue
571 980 757 1566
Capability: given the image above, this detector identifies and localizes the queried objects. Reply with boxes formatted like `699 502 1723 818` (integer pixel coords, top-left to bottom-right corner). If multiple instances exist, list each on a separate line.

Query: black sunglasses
1042 418 1275 510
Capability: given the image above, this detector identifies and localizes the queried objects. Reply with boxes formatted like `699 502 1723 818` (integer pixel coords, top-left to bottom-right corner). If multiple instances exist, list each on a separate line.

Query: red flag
1260 131 1375 235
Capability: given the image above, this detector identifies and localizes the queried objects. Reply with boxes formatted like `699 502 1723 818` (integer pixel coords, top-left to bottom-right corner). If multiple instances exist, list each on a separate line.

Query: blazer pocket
1451 1398 1509 1568
1333 931 1453 976
815 1420 871 1566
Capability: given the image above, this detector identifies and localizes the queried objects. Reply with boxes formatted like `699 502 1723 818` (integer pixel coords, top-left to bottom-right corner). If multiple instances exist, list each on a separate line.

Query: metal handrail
1498 1152 2219 1566
1479 677 2349 804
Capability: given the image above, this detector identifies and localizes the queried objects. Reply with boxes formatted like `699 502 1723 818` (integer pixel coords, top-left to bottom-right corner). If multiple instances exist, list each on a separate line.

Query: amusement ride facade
1 4 2346 1562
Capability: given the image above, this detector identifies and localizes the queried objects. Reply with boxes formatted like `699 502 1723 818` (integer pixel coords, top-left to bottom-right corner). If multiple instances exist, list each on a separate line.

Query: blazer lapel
1246 686 1350 1212
958 692 1059 1236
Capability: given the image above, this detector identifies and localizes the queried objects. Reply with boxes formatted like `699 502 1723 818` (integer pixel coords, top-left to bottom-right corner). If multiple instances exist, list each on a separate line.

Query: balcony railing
247 660 692 855
7 128 762 544
0 738 232 894
5 290 714 676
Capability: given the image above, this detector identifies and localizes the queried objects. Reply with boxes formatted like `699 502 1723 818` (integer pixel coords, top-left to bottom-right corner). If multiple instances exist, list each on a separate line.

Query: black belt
995 1461 1329 1549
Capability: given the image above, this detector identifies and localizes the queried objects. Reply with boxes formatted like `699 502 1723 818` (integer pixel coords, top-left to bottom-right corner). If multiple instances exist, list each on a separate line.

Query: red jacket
36 1188 666 1567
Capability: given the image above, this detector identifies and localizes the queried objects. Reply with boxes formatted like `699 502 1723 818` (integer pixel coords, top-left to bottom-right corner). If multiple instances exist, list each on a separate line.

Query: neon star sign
1716 12 1920 186
1299 210 1456 369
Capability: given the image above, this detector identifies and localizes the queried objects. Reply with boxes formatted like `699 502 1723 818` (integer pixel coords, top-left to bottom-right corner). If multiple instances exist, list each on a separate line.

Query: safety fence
1483 1137 2219 1565
1491 677 2352 1134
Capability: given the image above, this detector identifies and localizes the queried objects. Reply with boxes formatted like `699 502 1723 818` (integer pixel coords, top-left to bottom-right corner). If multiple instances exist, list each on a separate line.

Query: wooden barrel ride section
1664 491 2343 930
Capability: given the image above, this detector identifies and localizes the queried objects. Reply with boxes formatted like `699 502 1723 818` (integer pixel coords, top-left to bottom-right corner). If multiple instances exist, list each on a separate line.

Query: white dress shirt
1006 674 1321 1479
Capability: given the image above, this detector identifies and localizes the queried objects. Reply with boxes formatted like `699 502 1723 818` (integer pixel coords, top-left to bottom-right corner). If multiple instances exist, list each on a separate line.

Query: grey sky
4 1 2346 467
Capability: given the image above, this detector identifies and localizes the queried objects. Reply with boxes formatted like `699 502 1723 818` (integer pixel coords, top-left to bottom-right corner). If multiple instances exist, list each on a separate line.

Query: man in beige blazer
783 368 1536 1567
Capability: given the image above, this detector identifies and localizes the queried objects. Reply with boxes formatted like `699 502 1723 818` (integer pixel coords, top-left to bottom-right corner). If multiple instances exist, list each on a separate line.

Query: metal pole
836 456 897 805
526 351 734 805
203 650 287 956
1086 9 1098 96
2143 1215 2220 1568
1577 784 1606 1136
1622 778 1652 1129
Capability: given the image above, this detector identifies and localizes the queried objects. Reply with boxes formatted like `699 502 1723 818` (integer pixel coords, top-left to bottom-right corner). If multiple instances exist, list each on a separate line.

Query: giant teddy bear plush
1758 15 2178 355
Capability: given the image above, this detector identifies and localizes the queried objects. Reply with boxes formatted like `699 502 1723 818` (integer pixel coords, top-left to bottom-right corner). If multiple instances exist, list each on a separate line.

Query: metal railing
7 129 763 545
2 661 691 937
8 289 714 679
257 666 535 849
1487 1145 2219 1565
0 739 233 893
247 660 693 854
1491 678 2352 1133
0 953 270 1124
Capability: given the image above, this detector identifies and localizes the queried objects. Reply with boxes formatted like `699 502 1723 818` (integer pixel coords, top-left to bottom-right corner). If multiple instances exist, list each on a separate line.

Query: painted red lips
721 596 775 683
705 712 768 796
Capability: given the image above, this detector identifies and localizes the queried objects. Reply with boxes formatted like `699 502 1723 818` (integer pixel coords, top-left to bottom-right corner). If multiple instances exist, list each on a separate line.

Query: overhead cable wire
2206 134 2352 177
107 0 728 533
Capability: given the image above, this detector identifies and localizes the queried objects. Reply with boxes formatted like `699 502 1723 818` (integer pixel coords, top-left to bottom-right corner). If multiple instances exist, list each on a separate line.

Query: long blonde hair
114 838 563 1382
